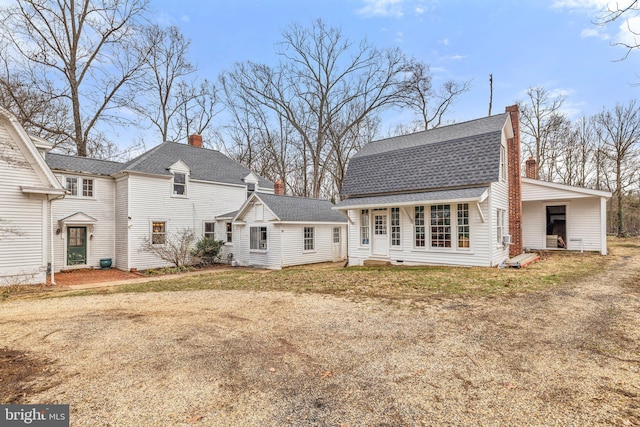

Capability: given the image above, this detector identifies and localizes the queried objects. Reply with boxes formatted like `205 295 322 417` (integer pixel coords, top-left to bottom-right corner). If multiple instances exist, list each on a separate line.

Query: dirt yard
1 249 639 426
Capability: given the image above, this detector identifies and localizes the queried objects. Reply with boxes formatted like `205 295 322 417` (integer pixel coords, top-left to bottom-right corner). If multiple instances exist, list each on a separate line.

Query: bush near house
191 237 225 266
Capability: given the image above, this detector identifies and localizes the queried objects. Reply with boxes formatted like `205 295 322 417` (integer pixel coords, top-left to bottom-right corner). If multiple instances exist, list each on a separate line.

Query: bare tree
518 86 568 180
398 61 470 131
595 1 640 60
222 20 408 198
594 100 640 237
0 0 149 157
557 116 595 187
130 25 195 142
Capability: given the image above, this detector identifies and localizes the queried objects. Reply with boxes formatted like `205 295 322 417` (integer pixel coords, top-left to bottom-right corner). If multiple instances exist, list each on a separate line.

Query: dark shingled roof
123 142 273 188
255 193 346 223
46 142 273 189
341 114 509 198
46 153 124 176
334 187 488 209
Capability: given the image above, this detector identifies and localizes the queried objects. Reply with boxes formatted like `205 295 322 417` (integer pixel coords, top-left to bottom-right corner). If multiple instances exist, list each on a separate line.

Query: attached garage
521 177 611 255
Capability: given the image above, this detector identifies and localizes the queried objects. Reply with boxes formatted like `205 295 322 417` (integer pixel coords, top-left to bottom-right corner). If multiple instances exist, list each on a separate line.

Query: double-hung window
204 222 215 239
415 206 425 247
226 222 233 243
250 226 267 250
457 204 470 249
360 209 370 245
497 209 506 245
173 173 186 196
65 176 94 198
152 222 166 245
303 227 315 251
390 207 401 247
430 204 451 248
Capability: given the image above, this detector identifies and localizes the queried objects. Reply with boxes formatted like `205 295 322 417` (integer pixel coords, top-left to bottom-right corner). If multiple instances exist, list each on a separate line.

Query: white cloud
357 0 405 18
551 0 611 9
439 38 449 45
616 15 640 46
450 54 466 60
395 31 404 42
180 15 190 23
580 27 610 39
415 6 425 14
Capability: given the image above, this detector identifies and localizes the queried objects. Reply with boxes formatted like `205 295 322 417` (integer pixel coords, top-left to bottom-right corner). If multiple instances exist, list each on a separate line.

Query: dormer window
173 173 186 196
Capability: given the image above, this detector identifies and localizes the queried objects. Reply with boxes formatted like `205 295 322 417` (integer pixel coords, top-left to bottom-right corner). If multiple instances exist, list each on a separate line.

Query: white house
521 158 610 255
230 192 347 269
0 107 65 285
44 134 275 273
334 106 611 267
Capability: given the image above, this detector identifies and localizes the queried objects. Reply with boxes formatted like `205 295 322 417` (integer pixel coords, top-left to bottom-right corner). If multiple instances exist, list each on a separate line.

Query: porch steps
363 259 391 267
505 253 540 269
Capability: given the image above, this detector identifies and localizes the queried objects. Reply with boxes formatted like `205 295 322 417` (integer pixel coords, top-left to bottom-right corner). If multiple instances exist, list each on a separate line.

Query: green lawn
4 238 636 303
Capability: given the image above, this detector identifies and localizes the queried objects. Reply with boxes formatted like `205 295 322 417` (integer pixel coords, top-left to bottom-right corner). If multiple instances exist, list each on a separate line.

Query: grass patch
50 250 610 302
3 237 633 303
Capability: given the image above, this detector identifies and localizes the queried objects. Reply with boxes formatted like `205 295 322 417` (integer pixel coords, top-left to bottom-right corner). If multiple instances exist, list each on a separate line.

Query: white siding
489 181 511 266
346 198 498 268
114 177 129 271
0 120 49 284
127 174 248 270
280 223 347 267
522 198 604 253
51 173 116 271
233 203 281 269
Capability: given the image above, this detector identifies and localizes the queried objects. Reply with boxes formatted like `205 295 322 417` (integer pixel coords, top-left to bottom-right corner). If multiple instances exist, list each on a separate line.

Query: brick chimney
525 156 537 179
188 134 203 148
274 179 285 196
505 105 523 257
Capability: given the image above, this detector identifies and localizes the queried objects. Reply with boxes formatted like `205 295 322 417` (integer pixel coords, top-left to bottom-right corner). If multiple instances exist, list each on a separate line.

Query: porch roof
333 187 489 210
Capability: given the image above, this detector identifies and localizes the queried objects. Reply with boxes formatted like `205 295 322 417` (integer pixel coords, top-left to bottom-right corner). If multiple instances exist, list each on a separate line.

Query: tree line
0 0 638 236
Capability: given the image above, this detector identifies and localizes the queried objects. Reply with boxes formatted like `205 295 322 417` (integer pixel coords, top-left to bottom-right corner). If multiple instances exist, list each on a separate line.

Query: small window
497 209 506 245
360 209 370 245
333 227 340 243
66 177 78 196
500 145 507 181
226 222 233 243
173 173 186 196
250 226 267 250
430 204 451 248
204 222 215 239
304 227 314 251
82 178 94 197
152 221 166 245
415 206 425 247
391 207 401 247
457 203 470 249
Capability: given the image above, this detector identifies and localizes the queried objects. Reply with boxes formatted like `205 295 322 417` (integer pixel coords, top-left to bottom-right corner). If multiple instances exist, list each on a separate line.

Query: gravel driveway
1 255 639 426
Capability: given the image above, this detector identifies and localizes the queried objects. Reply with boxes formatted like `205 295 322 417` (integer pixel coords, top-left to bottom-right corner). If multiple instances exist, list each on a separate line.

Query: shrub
140 228 196 267
191 237 225 266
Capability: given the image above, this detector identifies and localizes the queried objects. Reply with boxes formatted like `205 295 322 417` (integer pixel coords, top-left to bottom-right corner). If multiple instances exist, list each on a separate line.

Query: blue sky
151 0 639 133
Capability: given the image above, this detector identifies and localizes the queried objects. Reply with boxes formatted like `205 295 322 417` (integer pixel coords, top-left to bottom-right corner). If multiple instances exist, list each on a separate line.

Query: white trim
0 107 63 190
600 197 607 255
522 177 612 198
20 186 66 196
333 190 489 211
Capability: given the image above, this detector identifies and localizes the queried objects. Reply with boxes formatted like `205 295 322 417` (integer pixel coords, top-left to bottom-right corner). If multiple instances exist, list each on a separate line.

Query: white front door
372 210 389 257
332 227 342 261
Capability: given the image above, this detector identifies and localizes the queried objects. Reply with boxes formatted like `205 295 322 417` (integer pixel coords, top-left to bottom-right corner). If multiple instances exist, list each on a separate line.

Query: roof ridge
354 129 503 161
259 193 333 203
122 141 169 171
368 112 509 146
47 152 125 165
